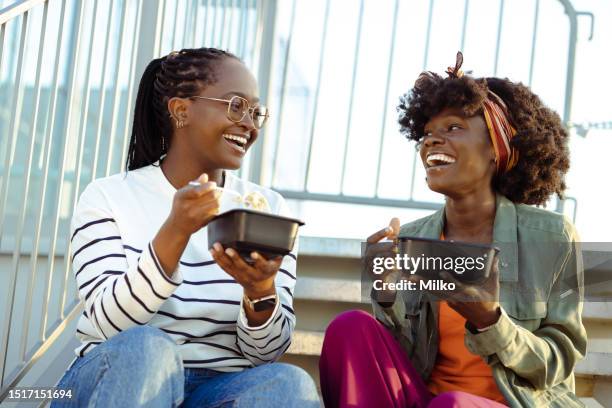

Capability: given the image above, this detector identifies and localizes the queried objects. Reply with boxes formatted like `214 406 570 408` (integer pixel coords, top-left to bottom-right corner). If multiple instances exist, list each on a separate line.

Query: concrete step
583 302 612 321
581 397 606 407
300 237 362 259
287 330 324 356
287 330 612 378
294 276 612 321
576 352 612 377
294 277 362 303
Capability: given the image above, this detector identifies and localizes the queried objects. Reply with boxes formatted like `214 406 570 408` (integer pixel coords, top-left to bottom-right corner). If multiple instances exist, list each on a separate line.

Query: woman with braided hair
51 48 319 407
319 52 586 407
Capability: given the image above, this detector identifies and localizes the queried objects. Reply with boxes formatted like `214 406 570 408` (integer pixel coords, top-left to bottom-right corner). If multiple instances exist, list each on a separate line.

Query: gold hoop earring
176 119 184 129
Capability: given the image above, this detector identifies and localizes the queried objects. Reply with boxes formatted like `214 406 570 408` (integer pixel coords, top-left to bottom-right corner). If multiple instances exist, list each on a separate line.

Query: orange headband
482 91 518 173
445 52 519 174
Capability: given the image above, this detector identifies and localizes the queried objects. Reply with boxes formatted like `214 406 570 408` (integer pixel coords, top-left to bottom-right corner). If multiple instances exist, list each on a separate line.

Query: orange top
427 302 507 404
427 233 507 404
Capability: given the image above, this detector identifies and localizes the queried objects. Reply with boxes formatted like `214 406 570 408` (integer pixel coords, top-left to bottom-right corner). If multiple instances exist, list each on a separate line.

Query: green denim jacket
372 194 587 407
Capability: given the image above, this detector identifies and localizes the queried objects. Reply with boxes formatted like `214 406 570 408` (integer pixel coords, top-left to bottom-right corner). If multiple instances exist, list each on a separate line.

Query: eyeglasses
189 95 269 129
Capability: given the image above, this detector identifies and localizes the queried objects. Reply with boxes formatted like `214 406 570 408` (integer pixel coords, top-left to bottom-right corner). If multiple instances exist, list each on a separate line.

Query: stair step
300 237 362 258
294 277 363 303
294 277 612 321
576 352 612 377
287 330 325 356
583 303 612 321
288 330 612 377
580 397 606 407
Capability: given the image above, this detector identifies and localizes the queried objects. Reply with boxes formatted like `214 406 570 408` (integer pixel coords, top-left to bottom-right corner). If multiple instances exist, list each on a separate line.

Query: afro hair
397 72 570 206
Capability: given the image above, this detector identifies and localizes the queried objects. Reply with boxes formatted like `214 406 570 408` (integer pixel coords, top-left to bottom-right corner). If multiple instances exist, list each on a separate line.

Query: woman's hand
210 243 283 326
210 243 282 299
442 258 501 329
166 173 221 237
367 218 400 245
365 218 400 304
153 173 220 277
411 258 501 329
365 217 401 275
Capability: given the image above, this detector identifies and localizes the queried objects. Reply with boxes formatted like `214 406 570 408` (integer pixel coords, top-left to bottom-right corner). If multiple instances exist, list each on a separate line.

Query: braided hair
126 48 240 171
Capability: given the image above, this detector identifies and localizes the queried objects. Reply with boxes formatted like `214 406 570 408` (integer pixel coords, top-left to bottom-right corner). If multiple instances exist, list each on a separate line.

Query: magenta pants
319 310 507 408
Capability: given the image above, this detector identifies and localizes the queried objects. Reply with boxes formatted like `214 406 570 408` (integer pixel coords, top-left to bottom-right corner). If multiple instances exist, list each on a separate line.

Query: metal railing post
301 0 330 190
269 0 298 186
338 0 365 194
373 0 400 197
0 8 30 389
247 0 276 185
555 0 594 213
556 0 595 125
558 0 578 126
36 0 68 342
16 0 50 362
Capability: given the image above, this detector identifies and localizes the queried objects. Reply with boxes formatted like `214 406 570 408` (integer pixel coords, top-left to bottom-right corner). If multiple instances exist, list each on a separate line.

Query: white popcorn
242 191 270 212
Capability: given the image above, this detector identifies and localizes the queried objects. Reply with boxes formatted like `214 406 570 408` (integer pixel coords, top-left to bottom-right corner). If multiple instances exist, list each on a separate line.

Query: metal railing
0 0 263 399
257 0 593 216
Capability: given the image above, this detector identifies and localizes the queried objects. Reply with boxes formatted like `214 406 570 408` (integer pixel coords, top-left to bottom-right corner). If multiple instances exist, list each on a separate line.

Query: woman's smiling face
420 107 496 197
171 57 261 171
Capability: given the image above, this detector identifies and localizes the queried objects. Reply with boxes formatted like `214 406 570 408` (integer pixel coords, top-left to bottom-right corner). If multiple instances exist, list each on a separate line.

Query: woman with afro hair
319 52 586 408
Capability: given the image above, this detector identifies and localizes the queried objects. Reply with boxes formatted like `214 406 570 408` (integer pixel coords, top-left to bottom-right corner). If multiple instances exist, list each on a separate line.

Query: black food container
398 236 499 284
208 209 305 261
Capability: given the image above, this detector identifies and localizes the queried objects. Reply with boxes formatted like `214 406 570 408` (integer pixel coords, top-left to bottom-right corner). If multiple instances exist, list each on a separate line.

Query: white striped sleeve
71 182 183 339
235 197 297 365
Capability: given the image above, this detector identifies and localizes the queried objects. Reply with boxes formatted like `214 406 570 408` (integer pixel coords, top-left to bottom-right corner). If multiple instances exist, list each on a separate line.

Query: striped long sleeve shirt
70 164 297 371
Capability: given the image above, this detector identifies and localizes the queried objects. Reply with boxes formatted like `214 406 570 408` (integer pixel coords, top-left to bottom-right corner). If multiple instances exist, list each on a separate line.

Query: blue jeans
50 326 320 407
